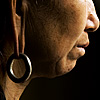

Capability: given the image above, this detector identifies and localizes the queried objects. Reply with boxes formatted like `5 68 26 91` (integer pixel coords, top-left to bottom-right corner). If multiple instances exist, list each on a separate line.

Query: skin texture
0 0 99 100
25 0 99 78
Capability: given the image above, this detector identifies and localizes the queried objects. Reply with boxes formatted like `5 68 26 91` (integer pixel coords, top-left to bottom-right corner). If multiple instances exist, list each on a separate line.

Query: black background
20 0 99 100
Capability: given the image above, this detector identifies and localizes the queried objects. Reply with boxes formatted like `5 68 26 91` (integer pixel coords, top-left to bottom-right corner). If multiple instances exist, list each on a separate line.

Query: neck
3 75 29 100
2 61 30 100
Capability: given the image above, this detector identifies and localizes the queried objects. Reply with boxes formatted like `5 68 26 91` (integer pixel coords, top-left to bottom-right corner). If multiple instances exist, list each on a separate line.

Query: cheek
25 1 87 77
26 2 87 61
60 1 87 51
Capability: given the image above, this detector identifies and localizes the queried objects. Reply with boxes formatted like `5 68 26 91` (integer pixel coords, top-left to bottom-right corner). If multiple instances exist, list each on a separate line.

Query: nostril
85 18 99 32
84 28 96 32
85 19 95 32
85 12 99 32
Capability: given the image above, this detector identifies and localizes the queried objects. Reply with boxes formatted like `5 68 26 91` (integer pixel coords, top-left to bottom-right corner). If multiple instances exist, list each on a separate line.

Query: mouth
68 42 89 60
76 42 89 57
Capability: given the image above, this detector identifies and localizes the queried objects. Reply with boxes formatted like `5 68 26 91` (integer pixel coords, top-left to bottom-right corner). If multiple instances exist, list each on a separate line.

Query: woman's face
25 0 99 78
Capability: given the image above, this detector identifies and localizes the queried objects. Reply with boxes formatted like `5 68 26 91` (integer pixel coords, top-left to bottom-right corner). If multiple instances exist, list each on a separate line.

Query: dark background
20 0 99 100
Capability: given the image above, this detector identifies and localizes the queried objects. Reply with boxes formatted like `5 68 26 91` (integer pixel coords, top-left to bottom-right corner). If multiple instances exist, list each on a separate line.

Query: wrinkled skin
24 0 99 78
0 0 99 100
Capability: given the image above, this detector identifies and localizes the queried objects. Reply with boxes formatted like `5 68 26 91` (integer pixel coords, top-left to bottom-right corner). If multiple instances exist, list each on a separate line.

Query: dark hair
0 0 10 43
0 0 13 90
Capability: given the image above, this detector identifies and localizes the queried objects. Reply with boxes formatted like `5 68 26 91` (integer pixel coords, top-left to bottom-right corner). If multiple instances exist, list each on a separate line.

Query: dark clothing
0 86 6 100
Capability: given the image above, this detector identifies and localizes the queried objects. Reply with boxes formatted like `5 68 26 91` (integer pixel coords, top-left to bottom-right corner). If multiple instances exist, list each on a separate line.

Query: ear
9 0 26 57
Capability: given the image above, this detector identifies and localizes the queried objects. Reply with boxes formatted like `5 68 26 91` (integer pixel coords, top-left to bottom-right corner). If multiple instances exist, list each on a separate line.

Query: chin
35 60 77 79
33 56 78 79
45 58 77 78
55 58 77 77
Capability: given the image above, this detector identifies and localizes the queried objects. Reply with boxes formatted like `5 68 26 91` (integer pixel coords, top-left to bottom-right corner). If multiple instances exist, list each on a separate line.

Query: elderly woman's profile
0 0 99 100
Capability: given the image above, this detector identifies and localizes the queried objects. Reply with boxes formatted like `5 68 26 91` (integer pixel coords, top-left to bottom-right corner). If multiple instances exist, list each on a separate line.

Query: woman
0 0 99 100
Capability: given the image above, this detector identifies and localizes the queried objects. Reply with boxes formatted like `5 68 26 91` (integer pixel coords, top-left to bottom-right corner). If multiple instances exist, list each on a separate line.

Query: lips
75 42 89 57
68 42 89 60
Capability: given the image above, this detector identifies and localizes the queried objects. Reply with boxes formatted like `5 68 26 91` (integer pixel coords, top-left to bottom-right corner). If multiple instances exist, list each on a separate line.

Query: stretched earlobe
19 1 26 54
9 0 19 57
6 0 32 83
9 0 27 57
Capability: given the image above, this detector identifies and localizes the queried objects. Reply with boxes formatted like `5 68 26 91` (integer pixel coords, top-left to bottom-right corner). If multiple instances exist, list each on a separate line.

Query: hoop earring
7 53 32 83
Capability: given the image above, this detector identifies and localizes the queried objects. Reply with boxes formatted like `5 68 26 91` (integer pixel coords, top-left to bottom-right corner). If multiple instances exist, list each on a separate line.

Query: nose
85 10 99 32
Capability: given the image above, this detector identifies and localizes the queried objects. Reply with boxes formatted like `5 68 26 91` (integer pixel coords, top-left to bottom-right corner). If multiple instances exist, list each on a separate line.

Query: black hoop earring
6 53 32 83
